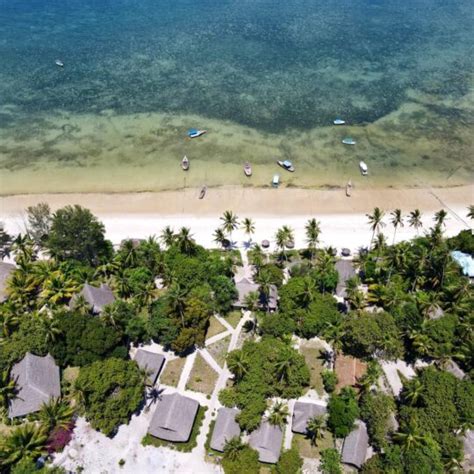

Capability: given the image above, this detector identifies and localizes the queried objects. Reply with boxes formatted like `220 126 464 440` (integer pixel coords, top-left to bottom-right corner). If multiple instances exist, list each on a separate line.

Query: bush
322 370 338 393
327 388 359 438
276 448 303 474
320 448 342 474
360 392 395 450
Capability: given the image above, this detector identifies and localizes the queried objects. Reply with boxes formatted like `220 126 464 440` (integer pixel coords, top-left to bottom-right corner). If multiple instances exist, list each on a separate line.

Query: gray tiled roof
342 420 369 469
148 393 199 442
9 353 61 418
292 401 327 434
444 360 466 380
335 260 356 298
71 283 115 314
0 261 15 303
463 430 474 470
210 408 241 452
249 420 283 464
134 349 165 385
234 278 278 310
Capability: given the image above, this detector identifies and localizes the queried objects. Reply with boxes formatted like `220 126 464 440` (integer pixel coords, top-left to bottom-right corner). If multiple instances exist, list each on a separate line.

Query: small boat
181 156 189 171
199 185 207 199
277 160 295 172
346 179 352 197
188 128 207 139
342 137 356 145
55 59 64 67
359 161 368 176
333 118 346 125
244 162 252 177
272 174 280 188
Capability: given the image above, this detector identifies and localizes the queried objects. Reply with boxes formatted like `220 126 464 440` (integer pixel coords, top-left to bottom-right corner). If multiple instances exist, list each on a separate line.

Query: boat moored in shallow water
277 160 295 172
55 59 64 67
272 174 280 187
244 162 252 177
359 161 368 176
334 118 346 125
188 128 207 139
181 156 189 170
342 137 356 145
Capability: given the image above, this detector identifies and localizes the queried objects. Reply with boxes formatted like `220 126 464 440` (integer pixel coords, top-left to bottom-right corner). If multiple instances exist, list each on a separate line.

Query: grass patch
207 335 231 368
206 315 227 339
299 342 325 396
225 310 242 329
160 357 186 387
186 353 219 395
142 406 207 452
291 431 334 458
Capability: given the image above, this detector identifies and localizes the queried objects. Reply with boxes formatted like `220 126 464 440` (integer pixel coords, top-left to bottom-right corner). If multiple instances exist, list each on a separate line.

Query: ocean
0 0 473 193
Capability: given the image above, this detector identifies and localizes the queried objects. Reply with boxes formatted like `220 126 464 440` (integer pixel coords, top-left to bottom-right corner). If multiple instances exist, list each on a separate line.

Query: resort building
0 261 15 303
462 430 474 472
210 407 241 452
148 393 199 442
9 353 61 418
249 420 283 464
133 349 165 386
341 420 369 470
233 277 278 311
335 354 367 392
70 283 115 314
335 260 356 298
291 401 327 434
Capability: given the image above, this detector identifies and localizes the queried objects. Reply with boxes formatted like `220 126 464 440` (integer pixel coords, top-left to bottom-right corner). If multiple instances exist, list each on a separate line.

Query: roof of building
9 353 61 418
71 283 115 314
234 278 278 310
335 354 367 391
463 430 474 471
444 360 466 380
0 261 15 303
249 421 283 464
335 260 356 298
292 401 327 434
134 349 165 385
210 408 241 452
342 420 369 469
148 393 199 442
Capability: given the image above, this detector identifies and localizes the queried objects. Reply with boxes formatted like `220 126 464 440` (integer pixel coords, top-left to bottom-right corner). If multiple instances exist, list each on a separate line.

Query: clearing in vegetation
186 353 219 395
206 315 227 339
299 340 326 396
160 357 187 387
207 335 231 368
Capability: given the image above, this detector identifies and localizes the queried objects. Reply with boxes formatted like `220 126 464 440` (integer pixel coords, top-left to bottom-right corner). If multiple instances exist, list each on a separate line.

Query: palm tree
0 423 47 468
119 239 139 268
213 228 227 249
34 398 74 432
299 277 316 308
254 270 273 313
434 209 448 227
243 291 259 313
408 209 423 235
167 283 187 327
390 209 404 245
220 211 239 244
393 423 429 453
468 205 474 220
305 218 321 263
0 309 19 338
0 369 17 412
275 226 294 262
227 351 249 381
71 294 91 315
42 316 62 345
267 402 289 428
241 218 255 244
372 232 387 253
306 415 326 446
357 361 382 395
366 207 385 246
39 270 78 306
402 377 424 407
145 386 164 409
274 346 294 384
160 226 175 248
223 437 244 461
176 227 195 255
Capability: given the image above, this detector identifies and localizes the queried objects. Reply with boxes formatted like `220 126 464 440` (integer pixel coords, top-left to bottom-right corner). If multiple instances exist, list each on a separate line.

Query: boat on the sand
181 156 189 171
346 179 352 197
272 174 280 187
333 118 346 125
342 137 356 145
244 162 252 177
199 185 207 199
188 128 207 139
277 160 295 172
359 161 368 176
55 59 64 67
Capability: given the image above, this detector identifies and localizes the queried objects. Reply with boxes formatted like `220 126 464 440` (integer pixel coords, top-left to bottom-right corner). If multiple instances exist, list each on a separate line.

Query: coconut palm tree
390 209 404 245
6 270 37 309
167 283 187 327
393 423 429 453
220 211 239 244
306 415 326 446
119 239 139 268
0 369 17 412
223 437 245 461
34 398 74 432
70 294 91 316
42 315 62 346
254 270 273 313
357 361 382 395
305 218 321 263
366 207 385 246
275 226 294 262
241 218 255 244
402 377 424 407
213 228 227 249
274 346 294 384
434 209 448 228
0 423 47 469
468 205 474 220
145 386 164 409
39 270 78 306
0 309 19 338
268 402 289 428
176 227 196 255
299 277 316 308
227 351 249 381
160 226 176 248
408 209 423 235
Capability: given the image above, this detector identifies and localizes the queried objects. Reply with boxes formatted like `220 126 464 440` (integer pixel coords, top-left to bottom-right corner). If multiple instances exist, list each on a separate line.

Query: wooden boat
277 160 295 172
181 156 189 171
272 174 280 187
188 128 207 139
333 118 346 125
199 185 207 199
342 137 357 145
55 59 64 67
244 162 252 177
359 161 368 176
346 179 352 197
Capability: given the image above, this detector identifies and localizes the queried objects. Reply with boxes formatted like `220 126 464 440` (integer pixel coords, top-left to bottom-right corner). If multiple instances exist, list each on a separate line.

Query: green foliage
259 312 296 338
275 448 303 474
75 358 144 436
46 205 112 265
327 387 359 438
360 392 395 450
319 448 342 474
26 202 52 247
210 275 238 315
222 443 259 474
446 229 474 255
321 370 338 393
224 338 310 431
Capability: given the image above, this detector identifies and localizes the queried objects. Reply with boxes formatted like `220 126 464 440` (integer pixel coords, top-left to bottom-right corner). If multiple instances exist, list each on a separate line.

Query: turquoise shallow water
0 0 473 193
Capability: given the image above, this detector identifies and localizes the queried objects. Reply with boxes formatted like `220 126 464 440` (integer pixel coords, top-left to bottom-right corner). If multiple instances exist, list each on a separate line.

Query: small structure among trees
341 420 369 469
249 420 283 464
70 283 115 314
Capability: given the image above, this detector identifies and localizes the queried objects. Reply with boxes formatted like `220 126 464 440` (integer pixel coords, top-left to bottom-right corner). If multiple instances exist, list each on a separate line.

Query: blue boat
187 128 207 138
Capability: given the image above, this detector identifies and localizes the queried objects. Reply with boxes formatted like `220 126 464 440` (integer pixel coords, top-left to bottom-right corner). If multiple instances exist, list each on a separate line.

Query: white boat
272 174 280 187
181 156 189 171
359 161 368 176
244 162 252 177
187 128 207 139
333 118 346 125
277 160 295 172
342 137 356 145
55 59 64 67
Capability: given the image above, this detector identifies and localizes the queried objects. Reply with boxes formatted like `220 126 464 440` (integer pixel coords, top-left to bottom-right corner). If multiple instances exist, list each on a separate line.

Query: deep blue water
0 0 472 132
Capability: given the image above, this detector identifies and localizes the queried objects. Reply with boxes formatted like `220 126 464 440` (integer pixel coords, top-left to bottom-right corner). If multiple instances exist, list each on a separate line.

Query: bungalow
70 283 115 314
9 353 61 419
292 401 327 435
0 261 15 303
335 354 367 392
134 349 165 386
233 277 278 311
148 393 199 442
210 407 241 452
444 359 466 380
249 420 283 464
462 430 474 472
335 260 356 298
341 420 369 470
